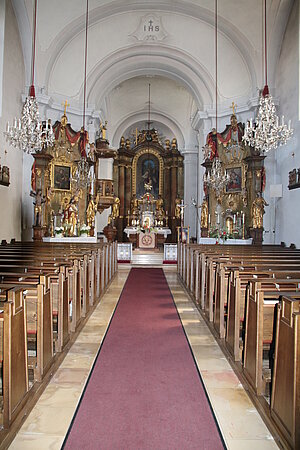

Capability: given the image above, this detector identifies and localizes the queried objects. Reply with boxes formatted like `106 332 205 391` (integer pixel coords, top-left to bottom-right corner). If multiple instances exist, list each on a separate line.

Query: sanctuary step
131 249 164 266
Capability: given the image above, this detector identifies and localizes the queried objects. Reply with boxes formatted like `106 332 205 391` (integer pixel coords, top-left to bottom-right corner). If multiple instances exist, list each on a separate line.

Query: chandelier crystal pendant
203 158 230 198
243 0 293 153
4 0 54 153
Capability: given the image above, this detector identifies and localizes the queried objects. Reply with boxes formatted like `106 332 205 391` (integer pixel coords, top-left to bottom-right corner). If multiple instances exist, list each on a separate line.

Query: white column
182 149 198 240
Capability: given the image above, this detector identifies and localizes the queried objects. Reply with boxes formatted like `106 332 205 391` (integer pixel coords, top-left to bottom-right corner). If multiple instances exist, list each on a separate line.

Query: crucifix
230 101 237 115
62 100 70 116
178 199 186 224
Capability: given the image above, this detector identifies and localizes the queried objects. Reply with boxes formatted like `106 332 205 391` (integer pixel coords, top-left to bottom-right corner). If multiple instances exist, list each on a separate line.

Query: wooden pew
270 295 300 449
243 281 300 396
0 287 29 429
226 269 300 362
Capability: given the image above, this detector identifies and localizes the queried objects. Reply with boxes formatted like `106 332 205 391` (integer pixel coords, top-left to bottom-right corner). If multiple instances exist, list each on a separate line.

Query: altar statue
131 195 139 216
112 197 120 219
175 198 181 219
30 190 46 227
200 200 209 229
251 195 268 229
86 197 97 229
65 195 79 236
156 195 164 218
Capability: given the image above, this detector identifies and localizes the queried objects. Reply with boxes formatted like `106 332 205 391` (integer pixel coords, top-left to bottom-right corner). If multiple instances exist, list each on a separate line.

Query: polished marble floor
9 268 278 449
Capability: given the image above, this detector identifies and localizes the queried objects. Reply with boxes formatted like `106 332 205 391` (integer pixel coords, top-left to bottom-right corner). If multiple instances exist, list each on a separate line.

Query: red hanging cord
83 0 89 131
262 0 269 96
29 0 37 97
215 0 218 132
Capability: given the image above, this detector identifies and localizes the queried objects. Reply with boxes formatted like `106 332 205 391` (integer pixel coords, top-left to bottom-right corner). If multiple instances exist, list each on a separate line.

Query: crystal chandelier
4 0 54 153
74 155 93 189
203 158 230 197
202 0 229 197
243 0 293 153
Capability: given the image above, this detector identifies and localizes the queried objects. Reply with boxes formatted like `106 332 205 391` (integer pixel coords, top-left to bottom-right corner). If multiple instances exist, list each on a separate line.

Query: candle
208 213 211 224
233 214 236 224
242 213 245 224
217 213 220 224
6 122 10 132
128 210 130 216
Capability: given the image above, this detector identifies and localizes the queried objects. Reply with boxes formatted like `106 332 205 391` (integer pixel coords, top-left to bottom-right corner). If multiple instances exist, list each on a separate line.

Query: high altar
113 128 184 245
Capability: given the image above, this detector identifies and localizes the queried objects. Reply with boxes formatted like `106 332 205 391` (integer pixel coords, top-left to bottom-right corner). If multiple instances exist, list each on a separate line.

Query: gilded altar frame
132 148 164 197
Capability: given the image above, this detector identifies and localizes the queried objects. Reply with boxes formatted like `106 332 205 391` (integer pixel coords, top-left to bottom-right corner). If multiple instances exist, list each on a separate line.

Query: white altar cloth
124 227 171 239
43 236 98 243
198 237 253 245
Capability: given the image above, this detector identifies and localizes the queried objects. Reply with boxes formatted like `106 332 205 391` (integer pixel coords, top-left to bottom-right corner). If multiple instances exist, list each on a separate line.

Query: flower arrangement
79 224 90 236
54 226 64 236
209 227 241 241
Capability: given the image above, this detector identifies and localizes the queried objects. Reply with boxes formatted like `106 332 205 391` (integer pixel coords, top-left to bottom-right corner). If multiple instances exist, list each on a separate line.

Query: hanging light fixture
203 0 229 195
4 0 54 153
243 0 293 153
203 158 229 197
74 0 93 189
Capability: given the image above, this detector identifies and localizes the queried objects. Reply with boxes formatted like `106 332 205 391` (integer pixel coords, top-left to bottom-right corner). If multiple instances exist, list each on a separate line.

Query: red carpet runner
63 268 224 449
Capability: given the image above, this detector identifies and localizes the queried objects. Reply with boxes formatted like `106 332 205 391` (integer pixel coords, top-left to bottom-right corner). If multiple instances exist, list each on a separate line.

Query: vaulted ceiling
12 0 293 148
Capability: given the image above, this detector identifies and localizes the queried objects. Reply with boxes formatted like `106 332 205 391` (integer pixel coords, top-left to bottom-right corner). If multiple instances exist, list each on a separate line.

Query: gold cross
62 100 70 116
230 101 237 115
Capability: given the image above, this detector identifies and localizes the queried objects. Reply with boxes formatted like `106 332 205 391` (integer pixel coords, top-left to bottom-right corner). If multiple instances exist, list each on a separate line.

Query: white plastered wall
273 0 300 248
0 0 25 242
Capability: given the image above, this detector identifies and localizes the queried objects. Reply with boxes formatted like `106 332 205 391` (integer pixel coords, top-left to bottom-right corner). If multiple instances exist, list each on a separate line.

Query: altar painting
53 164 71 191
226 166 242 193
136 154 159 198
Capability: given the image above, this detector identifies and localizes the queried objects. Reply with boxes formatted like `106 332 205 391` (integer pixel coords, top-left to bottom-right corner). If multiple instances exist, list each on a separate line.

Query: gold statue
251 195 268 229
131 195 139 216
175 198 181 219
200 200 209 229
64 195 79 236
99 120 108 140
112 197 120 219
156 195 164 218
171 137 177 150
86 197 97 229
120 136 126 148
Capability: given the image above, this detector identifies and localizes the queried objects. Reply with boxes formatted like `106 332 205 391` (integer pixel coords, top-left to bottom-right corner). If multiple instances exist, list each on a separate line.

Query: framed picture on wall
52 164 71 191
